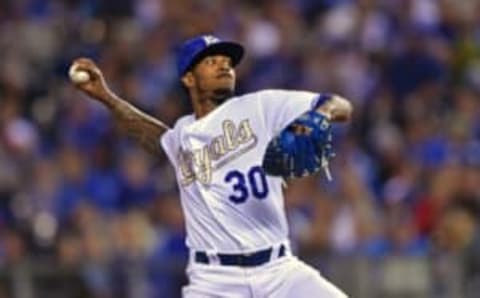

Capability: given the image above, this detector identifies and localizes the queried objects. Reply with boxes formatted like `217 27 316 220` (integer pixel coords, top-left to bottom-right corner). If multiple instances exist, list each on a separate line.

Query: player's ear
181 72 195 88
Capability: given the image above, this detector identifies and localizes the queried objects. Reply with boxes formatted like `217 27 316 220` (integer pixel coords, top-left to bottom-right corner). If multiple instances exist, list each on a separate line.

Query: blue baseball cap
176 35 244 77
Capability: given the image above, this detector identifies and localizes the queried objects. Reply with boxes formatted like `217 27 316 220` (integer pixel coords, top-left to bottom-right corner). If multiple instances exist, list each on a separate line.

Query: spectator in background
435 199 480 298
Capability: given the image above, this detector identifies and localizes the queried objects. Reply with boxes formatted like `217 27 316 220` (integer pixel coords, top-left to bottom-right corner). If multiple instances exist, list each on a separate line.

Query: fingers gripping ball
262 110 335 179
69 65 90 84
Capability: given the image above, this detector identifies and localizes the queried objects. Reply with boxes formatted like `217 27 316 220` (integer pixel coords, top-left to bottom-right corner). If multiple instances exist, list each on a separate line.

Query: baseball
69 66 90 84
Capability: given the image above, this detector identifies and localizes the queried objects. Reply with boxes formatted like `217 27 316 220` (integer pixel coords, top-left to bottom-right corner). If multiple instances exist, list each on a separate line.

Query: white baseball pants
182 255 348 298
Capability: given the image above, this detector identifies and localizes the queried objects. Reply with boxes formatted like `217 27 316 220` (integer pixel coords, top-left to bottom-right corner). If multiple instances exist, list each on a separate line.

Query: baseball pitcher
70 35 352 298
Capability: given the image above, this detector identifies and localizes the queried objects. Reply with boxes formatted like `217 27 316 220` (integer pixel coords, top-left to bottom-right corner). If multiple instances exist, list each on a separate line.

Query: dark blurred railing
0 255 466 298
306 255 463 298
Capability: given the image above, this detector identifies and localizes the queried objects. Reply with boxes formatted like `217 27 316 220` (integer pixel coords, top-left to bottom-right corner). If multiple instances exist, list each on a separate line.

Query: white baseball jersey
160 89 319 254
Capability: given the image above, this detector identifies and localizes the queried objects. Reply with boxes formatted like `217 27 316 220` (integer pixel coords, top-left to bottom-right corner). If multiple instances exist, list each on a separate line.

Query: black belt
195 244 286 267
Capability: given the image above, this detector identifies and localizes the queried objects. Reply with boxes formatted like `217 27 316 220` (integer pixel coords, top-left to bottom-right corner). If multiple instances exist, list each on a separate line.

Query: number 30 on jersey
224 166 269 204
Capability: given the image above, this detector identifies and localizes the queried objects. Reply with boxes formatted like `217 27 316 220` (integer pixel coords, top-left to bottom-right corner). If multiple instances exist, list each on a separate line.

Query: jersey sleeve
160 129 177 167
257 89 319 138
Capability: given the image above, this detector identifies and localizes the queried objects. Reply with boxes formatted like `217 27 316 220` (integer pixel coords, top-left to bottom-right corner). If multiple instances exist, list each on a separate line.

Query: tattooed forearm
115 111 166 155
102 92 169 155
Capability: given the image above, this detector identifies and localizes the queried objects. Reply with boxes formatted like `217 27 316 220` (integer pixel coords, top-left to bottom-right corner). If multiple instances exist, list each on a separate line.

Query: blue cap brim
185 41 244 74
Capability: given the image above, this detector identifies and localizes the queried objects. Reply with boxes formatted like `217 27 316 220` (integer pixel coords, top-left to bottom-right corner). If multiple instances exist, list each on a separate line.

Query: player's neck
192 99 219 119
190 90 231 119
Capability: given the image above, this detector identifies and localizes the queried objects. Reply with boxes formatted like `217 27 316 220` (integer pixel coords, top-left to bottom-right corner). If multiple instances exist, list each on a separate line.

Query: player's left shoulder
230 89 288 106
250 89 311 102
248 89 284 98
230 90 264 101
220 91 263 109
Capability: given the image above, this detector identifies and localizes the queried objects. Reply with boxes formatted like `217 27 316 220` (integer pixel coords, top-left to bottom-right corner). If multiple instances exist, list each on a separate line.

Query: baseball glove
262 110 335 180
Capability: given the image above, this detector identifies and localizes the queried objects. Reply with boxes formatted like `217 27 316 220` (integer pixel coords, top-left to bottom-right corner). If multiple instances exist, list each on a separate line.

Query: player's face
185 54 236 102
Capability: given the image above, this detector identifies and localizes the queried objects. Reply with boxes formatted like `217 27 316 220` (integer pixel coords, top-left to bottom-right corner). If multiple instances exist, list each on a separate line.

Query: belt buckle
210 253 220 265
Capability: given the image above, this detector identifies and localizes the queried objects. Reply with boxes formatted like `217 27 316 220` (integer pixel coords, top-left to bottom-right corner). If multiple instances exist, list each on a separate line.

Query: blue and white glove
262 109 335 180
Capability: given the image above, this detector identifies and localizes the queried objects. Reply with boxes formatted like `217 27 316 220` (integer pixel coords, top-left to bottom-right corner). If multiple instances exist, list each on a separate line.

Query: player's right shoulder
171 114 196 130
160 114 194 145
160 115 195 165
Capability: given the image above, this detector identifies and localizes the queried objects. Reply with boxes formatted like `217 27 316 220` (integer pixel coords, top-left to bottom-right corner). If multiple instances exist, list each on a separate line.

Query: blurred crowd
0 0 480 297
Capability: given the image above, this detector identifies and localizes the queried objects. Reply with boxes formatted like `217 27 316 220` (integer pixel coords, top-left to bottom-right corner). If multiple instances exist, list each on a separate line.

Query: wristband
312 93 333 110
